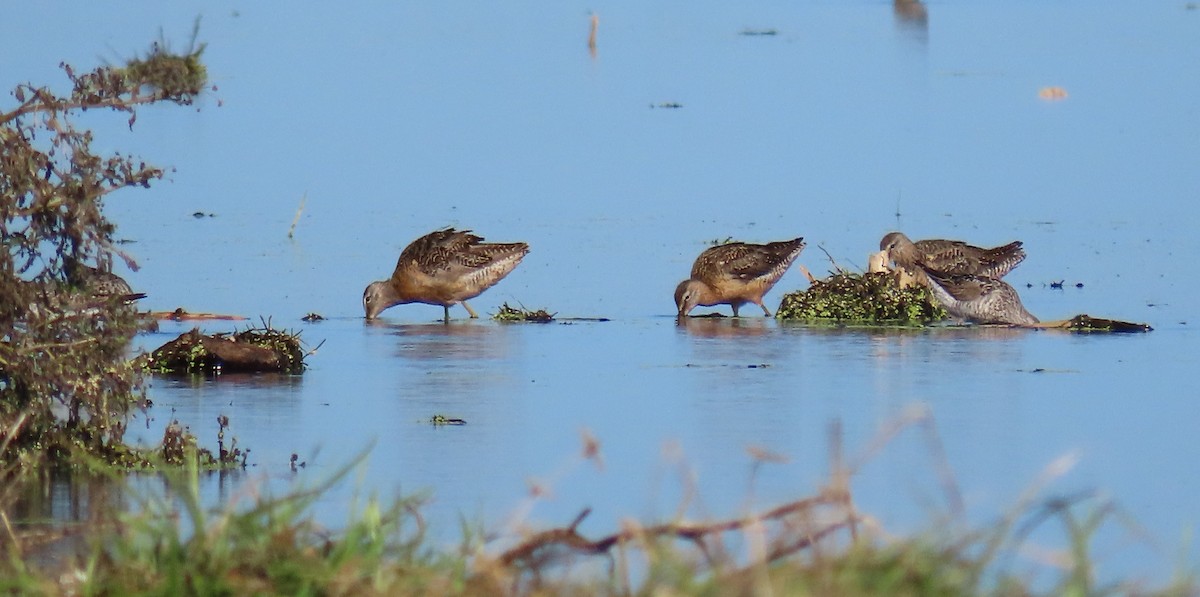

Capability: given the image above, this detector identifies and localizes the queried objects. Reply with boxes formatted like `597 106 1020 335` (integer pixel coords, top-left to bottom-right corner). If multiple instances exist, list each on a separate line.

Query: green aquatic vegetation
492 302 555 323
776 272 947 325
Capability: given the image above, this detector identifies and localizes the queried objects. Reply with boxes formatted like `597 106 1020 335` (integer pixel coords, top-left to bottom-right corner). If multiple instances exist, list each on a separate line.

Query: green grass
2 447 1195 596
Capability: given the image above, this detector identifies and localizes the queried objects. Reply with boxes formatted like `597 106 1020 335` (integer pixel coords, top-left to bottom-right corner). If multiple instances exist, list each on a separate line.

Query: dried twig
496 489 856 568
288 192 306 239
816 244 847 274
587 13 599 57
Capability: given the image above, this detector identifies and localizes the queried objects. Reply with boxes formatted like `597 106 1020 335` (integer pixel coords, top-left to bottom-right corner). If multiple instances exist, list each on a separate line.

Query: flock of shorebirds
61 226 1037 327
61 226 1036 326
360 227 1039 326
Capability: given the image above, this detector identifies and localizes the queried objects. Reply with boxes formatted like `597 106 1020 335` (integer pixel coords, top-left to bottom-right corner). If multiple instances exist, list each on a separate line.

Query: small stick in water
288 192 306 239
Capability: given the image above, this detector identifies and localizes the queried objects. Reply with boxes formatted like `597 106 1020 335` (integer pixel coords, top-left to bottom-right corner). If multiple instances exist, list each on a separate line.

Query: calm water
6 0 1200 583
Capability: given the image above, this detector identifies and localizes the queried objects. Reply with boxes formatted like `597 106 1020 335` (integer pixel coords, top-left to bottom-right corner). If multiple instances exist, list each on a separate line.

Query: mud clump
144 326 307 374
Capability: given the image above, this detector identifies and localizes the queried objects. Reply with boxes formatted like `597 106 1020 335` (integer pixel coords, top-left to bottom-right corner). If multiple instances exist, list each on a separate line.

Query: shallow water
5 0 1200 583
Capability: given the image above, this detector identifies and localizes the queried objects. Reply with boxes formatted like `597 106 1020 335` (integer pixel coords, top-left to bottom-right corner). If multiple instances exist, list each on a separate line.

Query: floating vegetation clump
493 302 555 323
118 20 207 99
159 416 247 468
1060 314 1153 333
776 272 947 325
145 324 309 374
121 44 207 98
430 415 467 426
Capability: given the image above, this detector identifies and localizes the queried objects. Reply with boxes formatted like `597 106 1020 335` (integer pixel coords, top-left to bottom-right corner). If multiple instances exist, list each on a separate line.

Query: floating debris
301 312 325 322
651 102 683 109
143 324 308 374
1059 314 1152 333
739 28 779 36
776 272 946 325
150 307 246 321
430 415 467 426
1038 86 1069 101
492 302 556 323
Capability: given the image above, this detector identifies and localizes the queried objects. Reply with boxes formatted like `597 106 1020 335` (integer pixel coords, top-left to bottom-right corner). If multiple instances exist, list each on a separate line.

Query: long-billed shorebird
64 259 145 303
879 231 1025 279
919 266 1039 326
675 238 805 317
363 228 529 322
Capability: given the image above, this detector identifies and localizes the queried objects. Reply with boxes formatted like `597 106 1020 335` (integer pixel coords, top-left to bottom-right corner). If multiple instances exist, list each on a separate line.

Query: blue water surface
4 0 1199 585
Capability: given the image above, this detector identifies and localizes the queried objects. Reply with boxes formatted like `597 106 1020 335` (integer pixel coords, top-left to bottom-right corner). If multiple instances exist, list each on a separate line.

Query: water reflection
674 316 770 339
152 372 304 391
3 469 253 568
366 320 522 398
366 320 513 362
5 471 123 528
893 0 928 44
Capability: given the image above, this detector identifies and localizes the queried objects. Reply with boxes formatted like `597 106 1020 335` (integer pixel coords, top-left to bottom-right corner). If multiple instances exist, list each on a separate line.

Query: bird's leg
443 305 451 323
758 302 772 317
731 304 740 317
461 301 479 319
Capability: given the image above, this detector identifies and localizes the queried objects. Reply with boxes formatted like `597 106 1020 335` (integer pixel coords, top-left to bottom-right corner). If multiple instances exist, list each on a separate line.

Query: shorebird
879 232 1025 279
675 238 805 317
363 228 529 322
919 266 1039 326
65 261 144 302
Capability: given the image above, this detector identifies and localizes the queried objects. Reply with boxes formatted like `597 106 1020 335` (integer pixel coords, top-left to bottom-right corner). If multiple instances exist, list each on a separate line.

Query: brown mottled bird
675 238 805 317
65 260 145 303
879 232 1025 279
363 228 529 322
919 266 1039 326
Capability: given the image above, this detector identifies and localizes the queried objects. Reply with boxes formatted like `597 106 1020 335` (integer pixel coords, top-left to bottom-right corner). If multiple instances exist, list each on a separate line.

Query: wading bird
363 228 529 322
675 238 805 317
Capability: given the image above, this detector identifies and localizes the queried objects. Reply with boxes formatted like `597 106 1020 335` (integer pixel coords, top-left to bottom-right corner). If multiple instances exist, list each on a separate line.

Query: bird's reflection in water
366 319 512 362
367 320 519 396
862 323 1033 367
675 315 770 339
894 0 928 44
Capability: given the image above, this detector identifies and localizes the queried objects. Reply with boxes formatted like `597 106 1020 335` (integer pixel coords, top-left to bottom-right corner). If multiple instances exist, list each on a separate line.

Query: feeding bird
879 231 1025 279
918 266 1039 326
675 238 805 317
363 228 529 322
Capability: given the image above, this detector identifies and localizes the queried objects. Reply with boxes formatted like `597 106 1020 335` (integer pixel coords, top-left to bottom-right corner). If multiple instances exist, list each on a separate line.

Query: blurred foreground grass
2 414 1195 596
